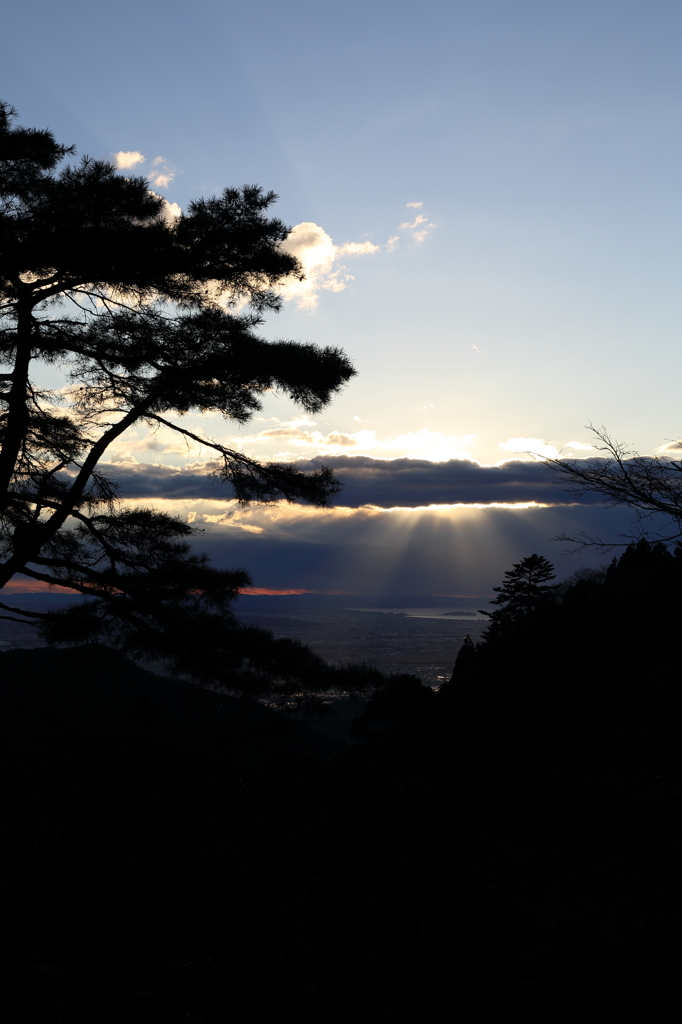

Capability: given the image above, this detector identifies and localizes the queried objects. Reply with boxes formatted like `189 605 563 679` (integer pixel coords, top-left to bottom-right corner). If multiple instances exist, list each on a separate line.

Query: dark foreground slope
1 636 681 1023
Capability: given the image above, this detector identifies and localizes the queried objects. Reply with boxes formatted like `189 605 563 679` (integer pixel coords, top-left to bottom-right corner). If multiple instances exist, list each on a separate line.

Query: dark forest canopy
0 101 359 688
443 537 682 718
353 537 682 750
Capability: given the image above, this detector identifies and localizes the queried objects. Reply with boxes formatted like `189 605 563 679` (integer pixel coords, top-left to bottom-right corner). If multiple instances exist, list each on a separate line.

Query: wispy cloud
563 441 596 452
398 213 437 244
656 440 682 455
399 215 426 230
199 510 263 533
397 202 437 244
231 421 477 462
499 437 559 460
148 155 175 189
498 437 596 460
113 150 145 169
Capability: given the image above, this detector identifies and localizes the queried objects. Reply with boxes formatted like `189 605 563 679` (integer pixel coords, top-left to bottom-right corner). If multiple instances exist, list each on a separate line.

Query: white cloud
276 205 438 309
106 423 206 457
151 173 173 188
113 152 178 192
398 211 437 244
147 190 181 224
113 152 176 189
232 422 477 462
499 437 559 460
108 449 139 464
336 240 380 256
279 222 380 309
399 214 427 230
287 415 317 427
406 201 423 208
201 511 263 533
113 150 145 169
159 199 182 224
185 506 265 534
163 201 182 222
497 437 595 460
413 225 437 244
656 440 682 455
148 156 175 189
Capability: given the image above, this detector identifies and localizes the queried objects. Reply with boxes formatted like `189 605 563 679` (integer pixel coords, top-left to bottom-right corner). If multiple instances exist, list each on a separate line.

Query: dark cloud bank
303 456 599 507
103 455 601 507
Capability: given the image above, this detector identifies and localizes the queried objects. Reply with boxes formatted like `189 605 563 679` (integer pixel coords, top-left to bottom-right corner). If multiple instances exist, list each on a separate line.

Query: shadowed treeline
1 540 681 1021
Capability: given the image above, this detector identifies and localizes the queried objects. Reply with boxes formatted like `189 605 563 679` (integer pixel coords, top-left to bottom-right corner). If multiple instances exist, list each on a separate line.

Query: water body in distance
0 594 82 650
237 608 487 685
1 594 489 684
351 607 487 620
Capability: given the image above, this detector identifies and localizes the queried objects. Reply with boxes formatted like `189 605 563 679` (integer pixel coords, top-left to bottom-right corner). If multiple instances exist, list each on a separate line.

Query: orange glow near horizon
239 587 353 596
3 579 77 594
240 587 312 596
2 582 368 598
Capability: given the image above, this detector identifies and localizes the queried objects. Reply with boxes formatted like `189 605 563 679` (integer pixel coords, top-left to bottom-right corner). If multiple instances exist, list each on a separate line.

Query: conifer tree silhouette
0 102 355 685
481 553 558 636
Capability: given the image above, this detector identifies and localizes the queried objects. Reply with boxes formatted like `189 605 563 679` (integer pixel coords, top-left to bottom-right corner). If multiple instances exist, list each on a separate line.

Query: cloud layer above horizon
162 501 643 597
56 458 660 596
97 454 601 508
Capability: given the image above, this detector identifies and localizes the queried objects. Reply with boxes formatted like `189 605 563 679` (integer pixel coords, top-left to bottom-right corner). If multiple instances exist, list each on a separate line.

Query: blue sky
4 1 682 593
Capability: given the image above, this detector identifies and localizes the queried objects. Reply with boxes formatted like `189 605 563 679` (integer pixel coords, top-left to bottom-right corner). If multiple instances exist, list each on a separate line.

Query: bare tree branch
546 425 682 550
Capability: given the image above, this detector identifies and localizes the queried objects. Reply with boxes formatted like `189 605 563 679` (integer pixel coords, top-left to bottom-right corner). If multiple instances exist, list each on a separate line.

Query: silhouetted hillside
1 544 681 1022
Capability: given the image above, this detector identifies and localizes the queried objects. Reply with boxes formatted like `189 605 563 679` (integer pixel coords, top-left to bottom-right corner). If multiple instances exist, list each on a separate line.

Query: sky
3 0 682 596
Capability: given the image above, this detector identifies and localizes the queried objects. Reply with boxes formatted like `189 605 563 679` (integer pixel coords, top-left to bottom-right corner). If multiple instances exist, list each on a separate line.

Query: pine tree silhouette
482 553 558 636
0 101 355 686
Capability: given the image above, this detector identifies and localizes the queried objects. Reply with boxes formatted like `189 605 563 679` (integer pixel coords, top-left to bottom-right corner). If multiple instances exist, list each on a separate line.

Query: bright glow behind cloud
498 437 596 460
102 497 632 598
655 440 682 455
499 437 560 460
229 421 477 462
